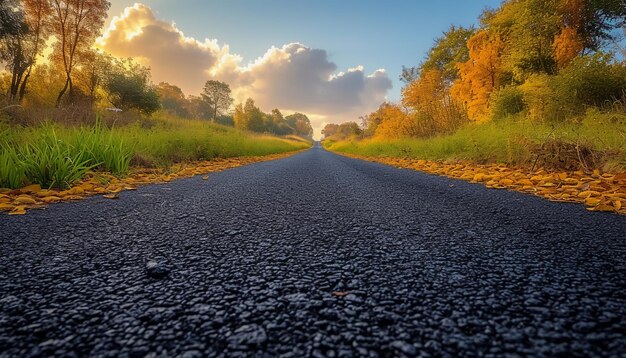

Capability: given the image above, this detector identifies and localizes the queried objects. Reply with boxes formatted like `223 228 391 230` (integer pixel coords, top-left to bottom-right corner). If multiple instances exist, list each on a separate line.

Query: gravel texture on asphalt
1 145 626 357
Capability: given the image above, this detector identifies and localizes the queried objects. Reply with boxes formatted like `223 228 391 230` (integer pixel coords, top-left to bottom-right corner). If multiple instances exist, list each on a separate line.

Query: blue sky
108 0 503 101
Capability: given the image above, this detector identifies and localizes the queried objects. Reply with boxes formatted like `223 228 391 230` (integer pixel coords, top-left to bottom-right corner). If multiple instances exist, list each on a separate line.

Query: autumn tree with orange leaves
450 30 509 121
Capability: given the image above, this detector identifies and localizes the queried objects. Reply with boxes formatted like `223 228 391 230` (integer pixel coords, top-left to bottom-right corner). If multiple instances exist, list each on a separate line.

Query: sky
102 1 503 138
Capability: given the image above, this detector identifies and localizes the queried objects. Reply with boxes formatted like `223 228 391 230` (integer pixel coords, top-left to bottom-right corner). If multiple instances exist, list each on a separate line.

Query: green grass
20 127 96 189
325 110 626 171
0 117 310 189
119 117 311 166
0 145 25 189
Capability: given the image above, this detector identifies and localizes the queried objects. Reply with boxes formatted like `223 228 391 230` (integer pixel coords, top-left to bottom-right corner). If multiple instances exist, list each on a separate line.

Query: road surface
1 145 625 357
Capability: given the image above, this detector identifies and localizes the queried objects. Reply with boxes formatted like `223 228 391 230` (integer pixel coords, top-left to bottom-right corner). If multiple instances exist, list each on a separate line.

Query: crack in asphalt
1 145 626 357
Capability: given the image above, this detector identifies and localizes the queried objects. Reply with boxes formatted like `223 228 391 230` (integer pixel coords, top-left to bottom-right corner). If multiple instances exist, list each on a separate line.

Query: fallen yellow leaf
69 187 85 195
14 195 37 205
21 184 42 193
585 197 601 207
41 196 62 203
588 204 615 212
8 206 27 215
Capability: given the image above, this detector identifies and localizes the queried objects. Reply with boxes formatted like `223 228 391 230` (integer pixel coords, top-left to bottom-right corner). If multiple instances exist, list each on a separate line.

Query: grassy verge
325 111 626 173
0 117 311 190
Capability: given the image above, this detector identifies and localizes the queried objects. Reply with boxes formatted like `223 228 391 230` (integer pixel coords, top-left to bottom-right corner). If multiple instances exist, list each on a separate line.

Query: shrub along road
1 145 625 357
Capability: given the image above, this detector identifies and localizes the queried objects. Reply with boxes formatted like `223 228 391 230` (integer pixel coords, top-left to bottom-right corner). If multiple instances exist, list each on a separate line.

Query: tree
105 59 160 115
266 108 283 133
402 68 467 134
337 122 362 138
408 26 475 85
201 80 233 120
0 5 30 102
558 0 626 51
233 98 265 132
321 122 361 140
361 111 383 137
74 49 111 103
18 0 52 102
49 0 110 107
482 0 559 77
187 95 212 119
156 82 190 117
403 69 447 111
0 0 21 38
285 112 313 138
367 103 418 138
553 27 584 69
450 30 509 121
321 123 339 138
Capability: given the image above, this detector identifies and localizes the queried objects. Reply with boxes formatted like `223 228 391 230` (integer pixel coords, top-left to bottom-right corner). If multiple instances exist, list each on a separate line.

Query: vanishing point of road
1 145 625 357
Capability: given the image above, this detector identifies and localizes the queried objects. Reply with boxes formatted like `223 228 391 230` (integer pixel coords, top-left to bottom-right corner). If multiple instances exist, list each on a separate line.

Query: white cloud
98 4 392 137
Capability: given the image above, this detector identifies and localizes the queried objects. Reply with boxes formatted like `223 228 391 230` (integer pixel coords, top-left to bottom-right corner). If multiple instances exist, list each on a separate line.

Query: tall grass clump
20 126 96 189
0 145 25 189
73 122 134 175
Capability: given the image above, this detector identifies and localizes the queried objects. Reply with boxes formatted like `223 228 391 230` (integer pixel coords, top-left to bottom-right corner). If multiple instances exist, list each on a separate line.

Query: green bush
551 53 626 114
490 86 526 119
520 54 626 121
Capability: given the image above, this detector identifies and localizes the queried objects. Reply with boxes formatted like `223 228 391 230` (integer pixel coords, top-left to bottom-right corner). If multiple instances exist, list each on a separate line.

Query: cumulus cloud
98 4 238 96
98 4 392 136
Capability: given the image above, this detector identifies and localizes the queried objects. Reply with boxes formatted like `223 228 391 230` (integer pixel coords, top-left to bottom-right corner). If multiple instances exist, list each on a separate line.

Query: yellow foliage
9 206 27 215
21 184 42 194
450 30 508 121
372 104 419 139
14 196 37 205
553 27 584 69
518 74 552 121
402 69 446 110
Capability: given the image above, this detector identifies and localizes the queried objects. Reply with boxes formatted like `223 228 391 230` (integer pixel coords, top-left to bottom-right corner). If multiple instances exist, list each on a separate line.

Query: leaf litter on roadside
0 151 304 215
340 153 626 215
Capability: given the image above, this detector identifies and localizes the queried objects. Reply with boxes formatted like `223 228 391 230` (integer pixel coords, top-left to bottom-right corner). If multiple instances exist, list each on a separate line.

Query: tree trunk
10 71 25 102
56 75 71 108
18 71 31 102
9 70 18 102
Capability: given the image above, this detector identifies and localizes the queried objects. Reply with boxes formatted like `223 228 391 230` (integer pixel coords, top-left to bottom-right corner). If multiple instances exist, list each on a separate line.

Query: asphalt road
1 145 626 357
